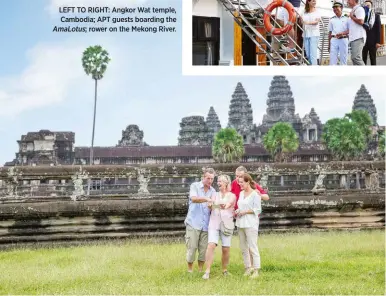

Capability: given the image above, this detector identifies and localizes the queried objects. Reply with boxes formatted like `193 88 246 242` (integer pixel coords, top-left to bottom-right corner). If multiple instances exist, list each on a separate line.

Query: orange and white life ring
263 0 296 36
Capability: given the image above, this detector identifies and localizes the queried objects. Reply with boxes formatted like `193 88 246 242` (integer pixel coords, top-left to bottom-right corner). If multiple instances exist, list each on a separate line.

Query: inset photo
189 0 386 66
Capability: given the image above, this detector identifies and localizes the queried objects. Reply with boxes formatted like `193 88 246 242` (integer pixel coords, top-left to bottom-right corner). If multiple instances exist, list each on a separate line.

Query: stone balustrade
0 161 384 199
0 162 384 245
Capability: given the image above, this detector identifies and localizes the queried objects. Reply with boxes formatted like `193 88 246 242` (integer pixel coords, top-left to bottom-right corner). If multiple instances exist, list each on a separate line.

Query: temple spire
206 106 222 141
352 84 377 125
309 107 321 125
178 116 211 146
227 82 253 135
263 76 296 126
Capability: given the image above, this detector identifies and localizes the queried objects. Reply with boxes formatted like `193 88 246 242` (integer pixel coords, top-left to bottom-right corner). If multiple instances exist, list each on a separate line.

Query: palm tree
212 128 245 163
322 118 366 160
263 122 299 162
82 45 110 165
82 45 110 195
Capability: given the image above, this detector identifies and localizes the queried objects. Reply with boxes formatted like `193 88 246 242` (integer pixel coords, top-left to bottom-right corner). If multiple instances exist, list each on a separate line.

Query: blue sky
0 0 385 165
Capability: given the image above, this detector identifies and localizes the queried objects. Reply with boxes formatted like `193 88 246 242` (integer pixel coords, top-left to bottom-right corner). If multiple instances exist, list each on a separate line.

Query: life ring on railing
263 0 296 36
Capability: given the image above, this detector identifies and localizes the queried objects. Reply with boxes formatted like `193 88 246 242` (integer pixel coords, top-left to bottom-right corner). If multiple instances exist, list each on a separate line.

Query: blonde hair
218 174 232 191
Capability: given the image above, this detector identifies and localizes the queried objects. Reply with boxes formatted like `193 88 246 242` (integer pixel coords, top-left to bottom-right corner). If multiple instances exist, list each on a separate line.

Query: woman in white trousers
235 173 262 278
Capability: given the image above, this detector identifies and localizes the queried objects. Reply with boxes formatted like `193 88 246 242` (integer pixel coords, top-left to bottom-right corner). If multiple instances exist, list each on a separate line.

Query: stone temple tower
178 116 211 146
352 84 378 125
262 75 299 127
206 106 222 143
227 82 254 143
256 76 304 142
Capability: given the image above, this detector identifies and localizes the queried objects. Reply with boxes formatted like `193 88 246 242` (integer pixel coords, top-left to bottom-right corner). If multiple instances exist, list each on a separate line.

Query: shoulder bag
219 193 235 236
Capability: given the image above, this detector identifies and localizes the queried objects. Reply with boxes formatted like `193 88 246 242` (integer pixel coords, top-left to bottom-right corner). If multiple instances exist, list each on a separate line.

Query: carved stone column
340 175 348 189
356 173 361 189
365 172 380 190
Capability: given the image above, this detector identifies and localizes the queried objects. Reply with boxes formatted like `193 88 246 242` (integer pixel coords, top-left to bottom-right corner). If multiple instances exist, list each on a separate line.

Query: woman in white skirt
235 173 262 279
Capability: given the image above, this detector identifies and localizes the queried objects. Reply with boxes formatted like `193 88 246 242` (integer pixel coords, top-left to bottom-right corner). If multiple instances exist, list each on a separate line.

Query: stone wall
0 162 384 245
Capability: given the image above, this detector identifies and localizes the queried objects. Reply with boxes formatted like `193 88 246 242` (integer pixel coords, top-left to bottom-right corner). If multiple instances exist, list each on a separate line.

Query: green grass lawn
0 230 384 295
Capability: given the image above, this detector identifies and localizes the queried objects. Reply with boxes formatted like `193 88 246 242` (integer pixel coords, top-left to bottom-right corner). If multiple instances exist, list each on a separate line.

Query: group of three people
184 166 269 279
327 0 381 65
278 0 381 65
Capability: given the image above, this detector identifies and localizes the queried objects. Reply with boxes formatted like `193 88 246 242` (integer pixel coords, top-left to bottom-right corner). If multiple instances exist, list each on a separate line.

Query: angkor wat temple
4 76 383 166
178 76 324 146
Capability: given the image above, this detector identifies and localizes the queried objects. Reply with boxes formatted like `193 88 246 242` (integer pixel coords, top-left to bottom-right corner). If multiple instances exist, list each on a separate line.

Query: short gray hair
203 167 215 176
236 166 247 173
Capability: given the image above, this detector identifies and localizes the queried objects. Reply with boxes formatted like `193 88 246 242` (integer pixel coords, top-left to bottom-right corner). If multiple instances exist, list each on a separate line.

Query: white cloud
0 39 127 118
46 0 148 16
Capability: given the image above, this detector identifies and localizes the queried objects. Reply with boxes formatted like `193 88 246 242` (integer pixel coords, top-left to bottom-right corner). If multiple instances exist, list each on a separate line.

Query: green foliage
322 118 366 160
379 131 385 157
322 118 342 145
212 128 245 163
344 110 373 143
82 45 111 80
263 122 299 162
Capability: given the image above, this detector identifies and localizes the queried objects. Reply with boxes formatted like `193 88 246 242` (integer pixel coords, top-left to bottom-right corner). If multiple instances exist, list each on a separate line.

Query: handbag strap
218 192 230 223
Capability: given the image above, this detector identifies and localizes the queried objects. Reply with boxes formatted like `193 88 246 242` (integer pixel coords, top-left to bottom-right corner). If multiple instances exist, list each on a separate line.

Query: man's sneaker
202 272 210 280
223 270 232 276
250 269 259 279
243 268 253 276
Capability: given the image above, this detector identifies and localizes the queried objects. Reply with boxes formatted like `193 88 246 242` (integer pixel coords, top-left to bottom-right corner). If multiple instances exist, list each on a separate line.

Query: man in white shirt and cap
328 0 349 65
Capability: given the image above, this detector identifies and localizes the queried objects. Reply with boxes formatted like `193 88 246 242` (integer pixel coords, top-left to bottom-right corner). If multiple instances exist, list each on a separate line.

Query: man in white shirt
347 0 367 65
328 1 349 65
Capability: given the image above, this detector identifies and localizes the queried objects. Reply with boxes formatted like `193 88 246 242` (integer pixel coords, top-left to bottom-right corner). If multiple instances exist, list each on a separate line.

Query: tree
322 117 344 145
82 45 110 165
212 128 245 163
263 123 299 162
82 45 110 195
379 131 385 157
344 110 373 144
322 118 366 160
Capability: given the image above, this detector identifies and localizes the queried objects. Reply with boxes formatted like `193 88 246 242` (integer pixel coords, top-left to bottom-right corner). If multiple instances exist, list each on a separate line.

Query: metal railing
218 0 336 65
218 0 311 65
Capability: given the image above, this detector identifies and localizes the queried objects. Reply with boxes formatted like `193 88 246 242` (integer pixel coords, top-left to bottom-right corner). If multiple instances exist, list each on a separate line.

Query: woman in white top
301 0 321 65
202 175 236 280
235 173 262 279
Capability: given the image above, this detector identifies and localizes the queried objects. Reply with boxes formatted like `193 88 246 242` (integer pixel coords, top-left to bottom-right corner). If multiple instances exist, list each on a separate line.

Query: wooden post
234 12 242 65
381 24 385 45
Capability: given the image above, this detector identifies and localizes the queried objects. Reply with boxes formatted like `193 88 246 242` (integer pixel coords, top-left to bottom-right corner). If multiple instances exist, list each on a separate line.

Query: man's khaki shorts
185 225 208 263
